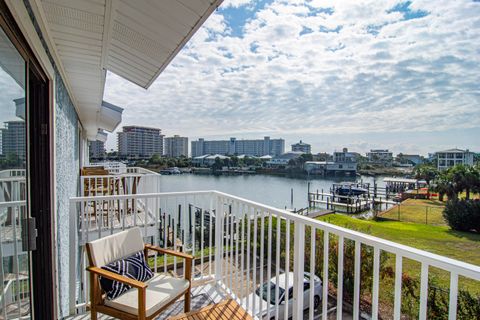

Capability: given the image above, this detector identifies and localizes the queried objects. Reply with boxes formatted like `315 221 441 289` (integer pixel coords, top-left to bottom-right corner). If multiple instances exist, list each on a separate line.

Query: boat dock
307 182 398 214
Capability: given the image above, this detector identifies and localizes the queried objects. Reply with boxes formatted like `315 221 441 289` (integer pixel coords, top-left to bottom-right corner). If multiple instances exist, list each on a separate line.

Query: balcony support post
293 222 305 319
214 194 223 284
69 199 78 315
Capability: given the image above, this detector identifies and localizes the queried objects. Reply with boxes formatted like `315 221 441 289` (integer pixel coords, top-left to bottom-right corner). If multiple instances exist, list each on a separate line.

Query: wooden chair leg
184 289 191 313
90 273 98 320
90 309 97 320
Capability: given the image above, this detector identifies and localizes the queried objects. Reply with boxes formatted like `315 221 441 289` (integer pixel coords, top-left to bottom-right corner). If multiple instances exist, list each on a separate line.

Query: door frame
0 1 56 318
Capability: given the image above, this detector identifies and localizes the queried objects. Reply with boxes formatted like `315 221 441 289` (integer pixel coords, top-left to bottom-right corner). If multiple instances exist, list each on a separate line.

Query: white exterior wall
436 150 474 170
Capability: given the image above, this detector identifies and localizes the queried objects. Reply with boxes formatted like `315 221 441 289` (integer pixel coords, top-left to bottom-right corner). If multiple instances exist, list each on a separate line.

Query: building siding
23 1 81 316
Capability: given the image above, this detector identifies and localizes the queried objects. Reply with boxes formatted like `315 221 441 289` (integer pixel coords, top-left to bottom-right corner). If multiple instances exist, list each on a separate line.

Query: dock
307 183 398 214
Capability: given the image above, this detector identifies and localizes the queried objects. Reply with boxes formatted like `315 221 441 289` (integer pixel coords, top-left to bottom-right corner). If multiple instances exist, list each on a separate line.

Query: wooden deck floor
168 299 252 320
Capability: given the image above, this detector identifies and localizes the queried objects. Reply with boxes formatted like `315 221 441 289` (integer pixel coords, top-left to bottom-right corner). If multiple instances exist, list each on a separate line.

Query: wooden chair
86 227 193 320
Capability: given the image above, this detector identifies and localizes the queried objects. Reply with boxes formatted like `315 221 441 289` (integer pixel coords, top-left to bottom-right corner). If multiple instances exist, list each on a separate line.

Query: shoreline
139 164 410 179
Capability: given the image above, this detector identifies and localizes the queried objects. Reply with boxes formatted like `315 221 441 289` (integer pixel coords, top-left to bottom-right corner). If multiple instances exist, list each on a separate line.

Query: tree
211 157 223 173
448 165 480 200
414 164 438 186
432 171 455 201
230 156 239 167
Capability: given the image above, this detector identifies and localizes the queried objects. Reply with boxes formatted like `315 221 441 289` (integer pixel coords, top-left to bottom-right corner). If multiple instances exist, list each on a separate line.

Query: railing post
68 199 77 315
214 193 223 283
293 221 305 319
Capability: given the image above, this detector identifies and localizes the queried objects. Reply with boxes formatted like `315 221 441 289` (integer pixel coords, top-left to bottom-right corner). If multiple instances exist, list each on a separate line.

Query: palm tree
414 164 438 186
432 170 455 201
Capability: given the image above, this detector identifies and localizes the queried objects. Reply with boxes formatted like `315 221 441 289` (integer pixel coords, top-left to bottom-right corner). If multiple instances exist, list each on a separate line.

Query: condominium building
191 136 284 157
1 121 26 160
435 148 474 170
291 140 311 154
164 135 188 157
117 126 164 159
366 149 393 165
89 140 106 160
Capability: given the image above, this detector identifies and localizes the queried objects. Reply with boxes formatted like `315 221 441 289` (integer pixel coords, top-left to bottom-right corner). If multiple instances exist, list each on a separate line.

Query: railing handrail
126 167 160 175
0 200 26 208
69 190 214 202
80 173 158 179
69 190 480 281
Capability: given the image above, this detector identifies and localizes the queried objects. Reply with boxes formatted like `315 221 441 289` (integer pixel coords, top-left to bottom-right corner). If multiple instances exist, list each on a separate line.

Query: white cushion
88 227 144 267
104 273 190 317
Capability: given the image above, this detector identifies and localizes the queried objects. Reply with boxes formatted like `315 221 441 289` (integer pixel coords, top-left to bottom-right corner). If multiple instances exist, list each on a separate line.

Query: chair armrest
144 244 193 261
86 266 148 289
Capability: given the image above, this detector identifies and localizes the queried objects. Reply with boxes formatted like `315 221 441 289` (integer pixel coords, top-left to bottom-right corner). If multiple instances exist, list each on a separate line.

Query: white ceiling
39 0 222 138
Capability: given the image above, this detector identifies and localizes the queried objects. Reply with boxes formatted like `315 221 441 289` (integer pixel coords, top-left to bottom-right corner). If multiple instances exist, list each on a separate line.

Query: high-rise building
191 136 284 157
164 135 188 157
291 140 311 153
117 126 163 159
1 121 26 160
89 140 106 160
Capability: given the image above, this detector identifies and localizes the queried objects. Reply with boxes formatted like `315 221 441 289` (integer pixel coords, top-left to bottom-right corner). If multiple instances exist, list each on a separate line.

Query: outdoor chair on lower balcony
85 227 193 320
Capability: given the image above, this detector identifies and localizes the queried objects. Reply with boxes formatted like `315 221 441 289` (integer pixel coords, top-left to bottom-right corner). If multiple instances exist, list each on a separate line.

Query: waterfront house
304 161 357 176
1 1 479 320
435 148 474 170
266 151 303 167
396 154 424 166
366 149 394 166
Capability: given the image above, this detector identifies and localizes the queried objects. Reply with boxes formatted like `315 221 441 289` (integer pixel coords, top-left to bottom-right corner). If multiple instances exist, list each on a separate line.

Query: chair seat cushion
104 273 190 317
100 251 153 299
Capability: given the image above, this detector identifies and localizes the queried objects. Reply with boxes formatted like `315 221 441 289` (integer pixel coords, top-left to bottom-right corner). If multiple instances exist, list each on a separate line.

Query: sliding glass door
0 24 30 319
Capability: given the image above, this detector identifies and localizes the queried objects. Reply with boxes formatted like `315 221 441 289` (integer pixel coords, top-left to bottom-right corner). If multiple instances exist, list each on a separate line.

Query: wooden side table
168 299 253 320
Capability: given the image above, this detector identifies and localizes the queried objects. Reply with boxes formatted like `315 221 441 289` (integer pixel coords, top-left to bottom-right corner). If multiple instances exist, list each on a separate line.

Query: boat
334 183 368 196
160 167 181 175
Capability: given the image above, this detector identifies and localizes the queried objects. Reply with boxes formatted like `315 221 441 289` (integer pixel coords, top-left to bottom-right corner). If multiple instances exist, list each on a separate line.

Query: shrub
443 199 480 233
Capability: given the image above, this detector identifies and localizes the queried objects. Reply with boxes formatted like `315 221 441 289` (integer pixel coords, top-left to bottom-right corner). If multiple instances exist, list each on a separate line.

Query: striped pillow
99 251 153 300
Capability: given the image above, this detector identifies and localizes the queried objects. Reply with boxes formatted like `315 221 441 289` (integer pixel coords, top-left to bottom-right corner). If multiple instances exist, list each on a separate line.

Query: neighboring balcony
68 190 480 320
0 169 29 319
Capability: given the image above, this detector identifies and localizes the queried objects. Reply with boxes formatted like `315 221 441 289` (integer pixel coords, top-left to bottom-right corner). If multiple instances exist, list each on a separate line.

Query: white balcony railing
69 191 480 319
0 200 29 320
80 167 161 197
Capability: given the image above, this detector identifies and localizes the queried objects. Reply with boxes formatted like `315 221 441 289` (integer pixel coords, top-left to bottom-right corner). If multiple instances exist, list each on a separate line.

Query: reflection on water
159 173 386 210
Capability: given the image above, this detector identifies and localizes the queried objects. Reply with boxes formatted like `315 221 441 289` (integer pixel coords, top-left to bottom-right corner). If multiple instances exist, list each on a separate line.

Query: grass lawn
381 198 446 226
317 214 480 294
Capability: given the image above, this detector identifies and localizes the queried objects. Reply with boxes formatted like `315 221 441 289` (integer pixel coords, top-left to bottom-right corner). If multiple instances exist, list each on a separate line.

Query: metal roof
435 148 469 153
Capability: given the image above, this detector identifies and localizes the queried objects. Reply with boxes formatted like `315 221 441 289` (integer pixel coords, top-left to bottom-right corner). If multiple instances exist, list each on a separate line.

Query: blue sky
104 0 480 156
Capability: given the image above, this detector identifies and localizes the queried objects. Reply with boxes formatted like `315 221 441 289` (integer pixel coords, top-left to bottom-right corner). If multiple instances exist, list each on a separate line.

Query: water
159 173 385 211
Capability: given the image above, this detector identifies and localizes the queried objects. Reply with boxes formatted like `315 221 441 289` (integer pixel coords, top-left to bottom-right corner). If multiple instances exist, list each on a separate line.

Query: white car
244 272 322 319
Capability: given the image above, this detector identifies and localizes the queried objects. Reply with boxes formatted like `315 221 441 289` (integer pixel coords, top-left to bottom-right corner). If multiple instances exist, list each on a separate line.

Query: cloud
104 0 480 155
222 0 255 9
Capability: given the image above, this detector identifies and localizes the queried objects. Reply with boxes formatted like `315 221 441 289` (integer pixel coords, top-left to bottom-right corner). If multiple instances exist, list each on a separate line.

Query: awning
95 130 108 143
98 100 123 132
37 0 222 137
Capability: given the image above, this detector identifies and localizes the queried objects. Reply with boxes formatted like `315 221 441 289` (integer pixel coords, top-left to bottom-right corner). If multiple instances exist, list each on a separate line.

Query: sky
103 0 480 156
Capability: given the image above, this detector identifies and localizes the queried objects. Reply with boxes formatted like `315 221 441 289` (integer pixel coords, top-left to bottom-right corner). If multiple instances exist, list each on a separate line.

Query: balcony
0 170 29 319
66 190 480 320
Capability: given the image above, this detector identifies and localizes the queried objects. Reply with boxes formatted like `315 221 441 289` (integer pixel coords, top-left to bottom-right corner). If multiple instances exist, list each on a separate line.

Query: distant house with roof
192 154 231 167
267 151 303 167
403 154 424 166
291 140 311 154
366 149 393 166
435 148 474 170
